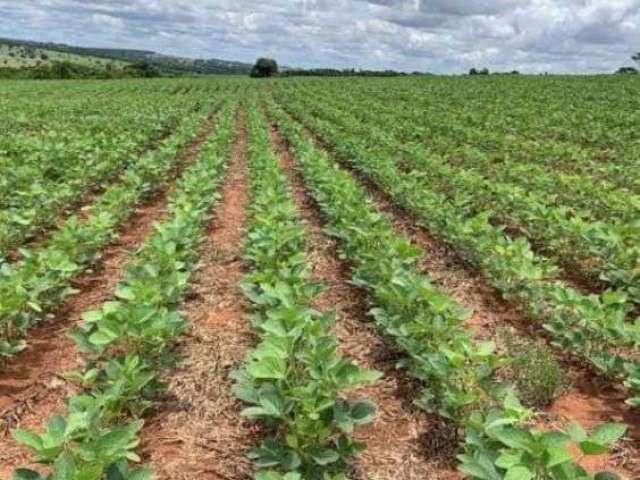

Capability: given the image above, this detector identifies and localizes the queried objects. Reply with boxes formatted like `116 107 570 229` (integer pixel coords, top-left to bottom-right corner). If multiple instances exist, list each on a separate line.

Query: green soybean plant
266 98 627 480
0 105 219 361
11 99 238 479
233 99 380 479
459 393 626 480
12 404 151 480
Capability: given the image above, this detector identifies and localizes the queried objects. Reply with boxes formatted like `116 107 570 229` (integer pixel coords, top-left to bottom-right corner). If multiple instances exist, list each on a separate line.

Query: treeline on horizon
0 61 163 80
280 68 428 77
3 58 638 80
273 67 524 77
0 61 255 80
0 63 429 80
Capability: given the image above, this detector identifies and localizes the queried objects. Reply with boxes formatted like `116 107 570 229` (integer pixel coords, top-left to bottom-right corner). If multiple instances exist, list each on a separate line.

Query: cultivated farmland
0 76 639 480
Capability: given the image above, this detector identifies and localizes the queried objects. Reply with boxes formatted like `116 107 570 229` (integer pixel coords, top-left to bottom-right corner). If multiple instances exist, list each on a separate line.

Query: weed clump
500 328 569 408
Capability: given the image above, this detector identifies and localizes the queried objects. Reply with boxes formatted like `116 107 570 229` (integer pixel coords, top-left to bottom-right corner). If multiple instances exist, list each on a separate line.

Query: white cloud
91 13 125 31
0 0 638 72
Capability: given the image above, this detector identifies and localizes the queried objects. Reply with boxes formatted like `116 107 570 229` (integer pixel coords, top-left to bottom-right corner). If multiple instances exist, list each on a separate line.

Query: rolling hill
0 37 253 75
0 41 129 71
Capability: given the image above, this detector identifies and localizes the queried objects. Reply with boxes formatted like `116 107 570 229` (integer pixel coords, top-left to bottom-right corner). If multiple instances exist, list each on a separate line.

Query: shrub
500 328 568 407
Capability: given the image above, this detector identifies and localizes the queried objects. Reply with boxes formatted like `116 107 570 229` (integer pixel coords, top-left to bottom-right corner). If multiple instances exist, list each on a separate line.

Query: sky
0 0 638 73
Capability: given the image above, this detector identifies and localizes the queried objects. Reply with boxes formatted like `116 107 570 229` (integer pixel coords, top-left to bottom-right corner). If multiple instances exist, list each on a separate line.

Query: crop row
0 100 223 361
233 99 380 480
265 99 626 480
11 99 237 479
0 78 216 139
309 80 640 226
282 80 640 218
277 85 640 306
287 78 640 193
271 90 640 407
0 84 204 192
0 87 218 257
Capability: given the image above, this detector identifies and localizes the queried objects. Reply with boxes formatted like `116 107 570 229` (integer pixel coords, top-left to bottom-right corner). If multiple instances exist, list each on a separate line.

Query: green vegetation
1 75 637 480
270 77 640 409
12 92 237 480
0 41 132 79
0 42 128 69
500 328 569 408
251 57 279 78
266 96 627 480
0 80 221 360
0 83 192 255
0 37 253 78
234 97 379 478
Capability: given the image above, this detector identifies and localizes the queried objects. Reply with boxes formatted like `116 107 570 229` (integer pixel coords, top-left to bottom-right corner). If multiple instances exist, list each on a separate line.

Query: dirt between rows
0 111 219 477
273 107 640 478
140 108 258 480
269 122 461 480
351 167 640 478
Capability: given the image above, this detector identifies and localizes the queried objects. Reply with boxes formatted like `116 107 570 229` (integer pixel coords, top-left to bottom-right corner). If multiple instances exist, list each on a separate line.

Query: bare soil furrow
346 164 640 476
269 123 461 480
280 115 640 478
0 113 219 477
141 108 257 480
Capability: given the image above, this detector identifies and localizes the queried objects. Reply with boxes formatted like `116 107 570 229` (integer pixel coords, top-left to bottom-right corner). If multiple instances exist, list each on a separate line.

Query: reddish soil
270 124 461 480
141 108 257 480
341 156 640 478
282 111 526 340
544 370 640 476
0 113 219 478
282 114 640 478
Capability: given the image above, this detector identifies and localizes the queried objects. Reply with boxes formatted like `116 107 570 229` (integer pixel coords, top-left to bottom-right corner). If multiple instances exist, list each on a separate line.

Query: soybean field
0 75 639 480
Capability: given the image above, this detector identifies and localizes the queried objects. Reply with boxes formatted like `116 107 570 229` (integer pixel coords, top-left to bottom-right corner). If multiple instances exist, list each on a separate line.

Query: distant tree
633 52 640 65
510 70 520 75
129 60 161 78
40 53 49 60
250 57 278 78
616 66 638 74
51 61 73 79
469 67 489 75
